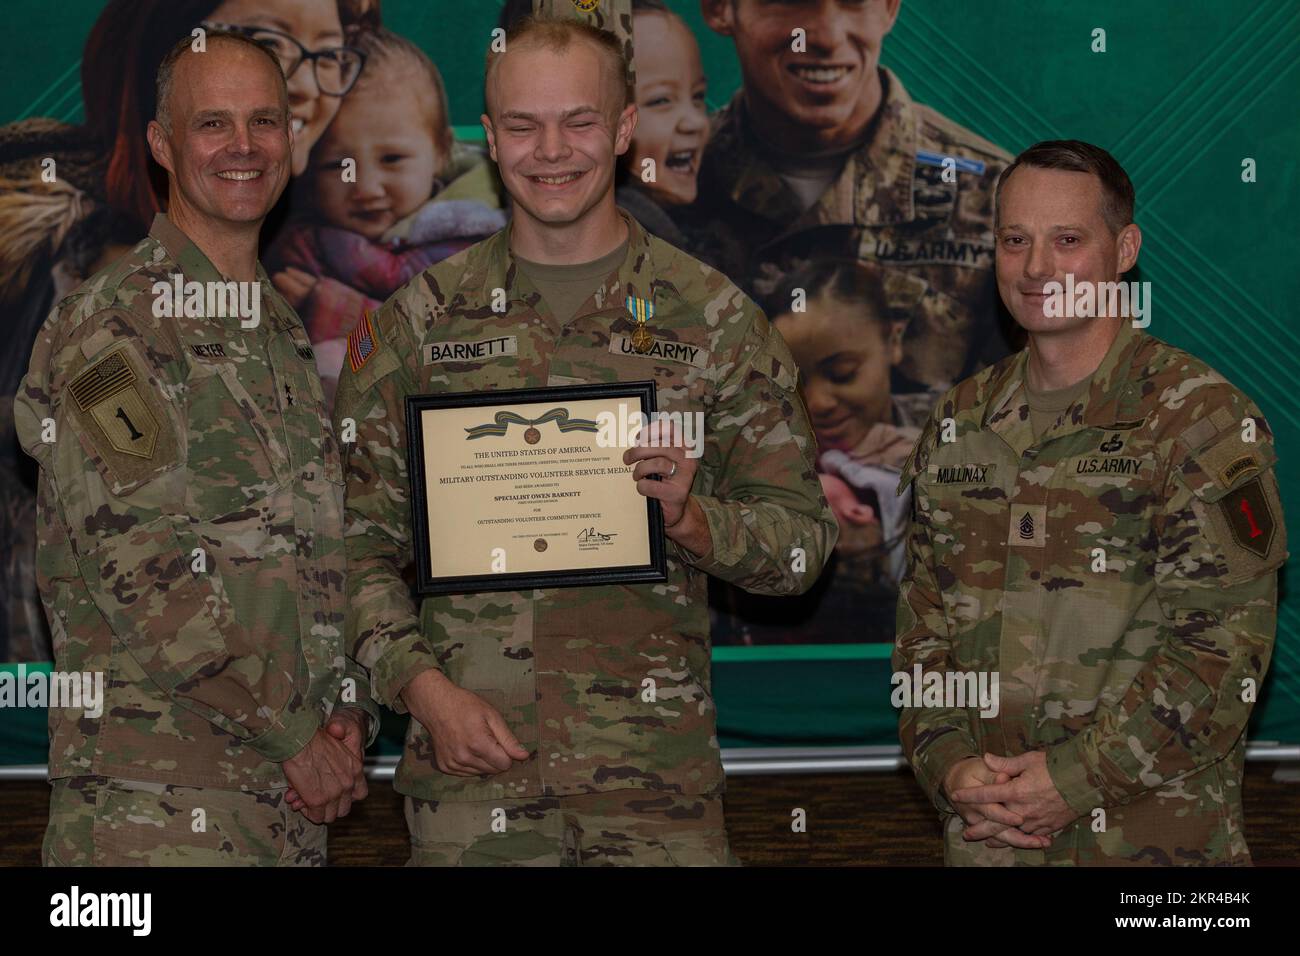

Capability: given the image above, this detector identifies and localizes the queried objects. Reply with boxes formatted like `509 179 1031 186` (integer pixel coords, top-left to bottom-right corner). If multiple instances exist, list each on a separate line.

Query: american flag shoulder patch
347 311 378 374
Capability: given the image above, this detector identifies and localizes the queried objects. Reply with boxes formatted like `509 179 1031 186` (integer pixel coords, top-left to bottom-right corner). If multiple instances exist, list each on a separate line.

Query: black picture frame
405 380 668 595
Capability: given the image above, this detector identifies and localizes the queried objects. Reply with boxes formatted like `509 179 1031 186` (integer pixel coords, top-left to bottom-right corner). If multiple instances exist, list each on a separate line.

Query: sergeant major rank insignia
68 348 158 459
1008 504 1047 548
625 295 654 353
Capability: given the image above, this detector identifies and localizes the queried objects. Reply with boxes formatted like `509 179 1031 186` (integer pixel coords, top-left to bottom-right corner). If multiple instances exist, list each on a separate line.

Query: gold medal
631 324 654 353
625 295 655 354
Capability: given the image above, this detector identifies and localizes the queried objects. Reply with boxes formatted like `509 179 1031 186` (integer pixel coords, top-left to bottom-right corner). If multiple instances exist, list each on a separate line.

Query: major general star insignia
68 349 158 459
625 295 655 353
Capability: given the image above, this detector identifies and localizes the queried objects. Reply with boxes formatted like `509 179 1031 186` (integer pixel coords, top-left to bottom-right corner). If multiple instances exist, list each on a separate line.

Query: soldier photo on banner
638 0 1019 643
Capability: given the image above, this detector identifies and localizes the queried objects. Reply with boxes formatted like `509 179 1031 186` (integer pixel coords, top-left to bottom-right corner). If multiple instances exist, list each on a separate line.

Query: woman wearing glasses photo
0 0 380 664
204 0 373 177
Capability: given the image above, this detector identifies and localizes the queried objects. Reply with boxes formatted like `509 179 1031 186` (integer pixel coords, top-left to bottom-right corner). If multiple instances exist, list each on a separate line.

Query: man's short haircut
484 14 632 117
155 30 287 133
995 139 1136 235
352 28 454 169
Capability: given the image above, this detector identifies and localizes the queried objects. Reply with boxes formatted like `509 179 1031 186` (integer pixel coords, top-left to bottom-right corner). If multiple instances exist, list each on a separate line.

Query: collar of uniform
148 212 295 333
710 67 918 229
149 213 221 285
982 319 1147 439
493 207 659 328
706 92 806 225
981 348 1032 454
254 260 303 334
849 66 920 227
1070 318 1146 430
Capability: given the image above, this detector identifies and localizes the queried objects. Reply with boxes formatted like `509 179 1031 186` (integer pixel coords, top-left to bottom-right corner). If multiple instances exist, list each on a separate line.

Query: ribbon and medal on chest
608 294 709 369
627 294 654 353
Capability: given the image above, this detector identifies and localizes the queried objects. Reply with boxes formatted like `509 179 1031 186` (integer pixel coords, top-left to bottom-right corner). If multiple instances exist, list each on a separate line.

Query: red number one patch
1240 497 1262 538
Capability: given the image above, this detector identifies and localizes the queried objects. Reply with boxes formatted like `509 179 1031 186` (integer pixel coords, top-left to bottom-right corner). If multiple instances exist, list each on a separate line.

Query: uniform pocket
916 462 1006 632
84 514 237 694
1057 453 1159 576
424 353 524 394
183 358 291 519
468 686 538 768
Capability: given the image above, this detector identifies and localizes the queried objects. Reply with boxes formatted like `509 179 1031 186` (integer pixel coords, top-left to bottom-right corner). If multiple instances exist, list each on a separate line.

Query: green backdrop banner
1 1 1295 759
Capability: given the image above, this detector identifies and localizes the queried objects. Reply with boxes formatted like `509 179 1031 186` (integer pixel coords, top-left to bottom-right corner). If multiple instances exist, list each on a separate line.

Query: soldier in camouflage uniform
334 15 835 866
894 141 1286 865
14 34 378 866
686 0 1014 391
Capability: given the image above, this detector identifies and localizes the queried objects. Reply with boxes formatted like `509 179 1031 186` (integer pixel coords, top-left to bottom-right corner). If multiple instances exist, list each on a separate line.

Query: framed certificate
405 381 668 595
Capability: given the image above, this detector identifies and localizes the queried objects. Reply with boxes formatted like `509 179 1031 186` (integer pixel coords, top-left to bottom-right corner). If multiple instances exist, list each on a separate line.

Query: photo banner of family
0 0 1295 756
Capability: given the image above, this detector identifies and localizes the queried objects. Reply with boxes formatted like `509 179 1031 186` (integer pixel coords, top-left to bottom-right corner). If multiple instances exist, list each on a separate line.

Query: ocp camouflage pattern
14 214 379 791
44 775 326 866
332 209 836 803
404 790 733 866
682 67 1013 390
894 319 1286 865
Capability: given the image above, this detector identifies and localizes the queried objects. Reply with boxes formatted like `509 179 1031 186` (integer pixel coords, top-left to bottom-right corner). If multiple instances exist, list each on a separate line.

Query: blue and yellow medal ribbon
626 294 655 352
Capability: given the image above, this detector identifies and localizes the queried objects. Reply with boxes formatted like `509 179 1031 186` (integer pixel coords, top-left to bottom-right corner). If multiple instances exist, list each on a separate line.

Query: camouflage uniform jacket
333 209 836 802
894 318 1286 864
687 67 1012 389
14 214 379 789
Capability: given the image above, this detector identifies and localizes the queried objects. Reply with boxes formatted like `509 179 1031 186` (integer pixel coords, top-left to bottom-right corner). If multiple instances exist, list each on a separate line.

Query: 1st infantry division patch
68 349 159 459
1221 476 1276 559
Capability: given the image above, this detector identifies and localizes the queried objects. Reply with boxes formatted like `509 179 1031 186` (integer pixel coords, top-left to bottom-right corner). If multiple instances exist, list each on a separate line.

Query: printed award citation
405 381 668 595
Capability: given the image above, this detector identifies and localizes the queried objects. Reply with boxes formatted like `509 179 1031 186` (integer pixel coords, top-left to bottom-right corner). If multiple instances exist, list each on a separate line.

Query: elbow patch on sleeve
86 515 234 691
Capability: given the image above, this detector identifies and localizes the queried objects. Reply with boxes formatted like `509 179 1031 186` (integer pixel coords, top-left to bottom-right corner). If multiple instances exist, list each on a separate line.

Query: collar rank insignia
625 295 655 354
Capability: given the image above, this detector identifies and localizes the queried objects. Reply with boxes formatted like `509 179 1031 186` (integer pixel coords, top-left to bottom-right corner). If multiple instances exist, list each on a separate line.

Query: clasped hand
944 751 1078 849
282 708 370 824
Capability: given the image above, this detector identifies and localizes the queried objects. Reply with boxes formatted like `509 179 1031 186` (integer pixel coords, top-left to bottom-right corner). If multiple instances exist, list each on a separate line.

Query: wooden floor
2 764 1296 865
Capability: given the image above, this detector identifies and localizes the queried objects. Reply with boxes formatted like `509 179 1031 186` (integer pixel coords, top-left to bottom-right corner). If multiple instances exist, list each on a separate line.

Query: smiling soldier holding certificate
332 13 836 866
